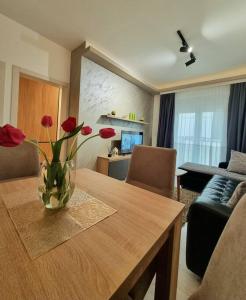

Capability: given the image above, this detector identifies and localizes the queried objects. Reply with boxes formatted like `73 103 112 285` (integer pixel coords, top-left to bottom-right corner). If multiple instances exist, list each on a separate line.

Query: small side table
176 169 188 202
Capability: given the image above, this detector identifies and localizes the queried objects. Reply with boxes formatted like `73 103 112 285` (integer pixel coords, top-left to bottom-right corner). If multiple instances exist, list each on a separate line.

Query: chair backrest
126 145 176 197
0 141 40 181
189 193 246 300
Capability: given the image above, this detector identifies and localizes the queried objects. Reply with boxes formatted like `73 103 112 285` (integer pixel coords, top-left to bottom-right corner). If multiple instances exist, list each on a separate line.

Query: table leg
154 215 182 300
176 176 181 202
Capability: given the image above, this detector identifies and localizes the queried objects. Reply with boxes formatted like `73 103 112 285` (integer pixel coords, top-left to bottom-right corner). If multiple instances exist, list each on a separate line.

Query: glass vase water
38 160 75 209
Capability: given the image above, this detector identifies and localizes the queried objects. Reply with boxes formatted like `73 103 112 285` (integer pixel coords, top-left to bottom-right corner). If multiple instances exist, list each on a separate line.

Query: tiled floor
144 224 201 300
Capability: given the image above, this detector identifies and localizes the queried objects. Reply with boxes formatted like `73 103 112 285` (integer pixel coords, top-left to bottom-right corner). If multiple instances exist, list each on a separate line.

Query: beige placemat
3 188 117 259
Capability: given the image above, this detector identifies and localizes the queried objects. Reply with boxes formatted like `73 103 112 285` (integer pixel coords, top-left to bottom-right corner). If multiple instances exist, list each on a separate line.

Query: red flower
99 128 116 139
81 126 92 135
41 115 53 127
0 124 26 147
61 117 77 132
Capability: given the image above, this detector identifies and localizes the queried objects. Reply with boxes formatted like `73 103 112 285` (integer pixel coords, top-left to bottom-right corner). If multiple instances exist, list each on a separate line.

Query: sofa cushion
227 150 246 175
196 175 240 205
227 181 246 208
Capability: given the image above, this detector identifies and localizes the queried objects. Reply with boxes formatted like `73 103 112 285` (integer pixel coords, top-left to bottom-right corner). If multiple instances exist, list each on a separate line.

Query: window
174 86 230 167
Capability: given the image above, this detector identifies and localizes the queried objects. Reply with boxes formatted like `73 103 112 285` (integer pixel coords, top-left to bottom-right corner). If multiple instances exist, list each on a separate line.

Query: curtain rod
160 78 246 95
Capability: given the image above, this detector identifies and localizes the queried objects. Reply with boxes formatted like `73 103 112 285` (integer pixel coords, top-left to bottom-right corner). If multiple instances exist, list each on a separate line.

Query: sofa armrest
218 161 229 169
180 171 212 193
186 200 232 277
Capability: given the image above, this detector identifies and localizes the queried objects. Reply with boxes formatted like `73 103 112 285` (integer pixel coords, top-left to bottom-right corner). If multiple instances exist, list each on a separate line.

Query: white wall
151 94 160 146
0 13 71 125
77 57 154 170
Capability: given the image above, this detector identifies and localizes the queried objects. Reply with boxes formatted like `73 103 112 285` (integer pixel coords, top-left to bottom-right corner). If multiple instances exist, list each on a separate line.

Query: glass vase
38 160 75 210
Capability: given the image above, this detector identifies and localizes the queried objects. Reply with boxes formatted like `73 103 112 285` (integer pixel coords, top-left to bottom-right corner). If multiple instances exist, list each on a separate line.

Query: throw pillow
227 150 246 175
227 181 246 208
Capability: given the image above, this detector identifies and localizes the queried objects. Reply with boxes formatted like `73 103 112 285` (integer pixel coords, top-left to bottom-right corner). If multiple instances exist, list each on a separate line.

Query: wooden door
17 76 60 161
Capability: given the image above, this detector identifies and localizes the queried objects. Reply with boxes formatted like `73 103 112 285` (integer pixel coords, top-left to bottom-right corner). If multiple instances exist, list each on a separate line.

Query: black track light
180 46 188 52
177 30 187 47
177 30 197 66
180 45 193 53
185 53 196 67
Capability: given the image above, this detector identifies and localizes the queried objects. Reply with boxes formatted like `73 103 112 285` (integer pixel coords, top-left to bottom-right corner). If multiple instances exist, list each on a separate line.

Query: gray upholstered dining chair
189 193 246 300
126 145 176 198
0 141 40 180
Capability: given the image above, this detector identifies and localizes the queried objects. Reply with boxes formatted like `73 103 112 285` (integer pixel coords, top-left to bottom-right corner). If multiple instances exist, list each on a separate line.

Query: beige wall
0 13 71 125
77 57 154 170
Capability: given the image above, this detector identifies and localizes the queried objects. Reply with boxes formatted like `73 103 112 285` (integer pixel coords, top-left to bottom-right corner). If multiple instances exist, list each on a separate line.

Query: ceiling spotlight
180 46 189 52
177 30 197 67
188 46 193 53
185 53 196 67
180 45 193 53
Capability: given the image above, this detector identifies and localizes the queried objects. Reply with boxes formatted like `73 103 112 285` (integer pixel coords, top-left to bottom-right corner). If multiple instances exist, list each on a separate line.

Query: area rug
173 188 200 223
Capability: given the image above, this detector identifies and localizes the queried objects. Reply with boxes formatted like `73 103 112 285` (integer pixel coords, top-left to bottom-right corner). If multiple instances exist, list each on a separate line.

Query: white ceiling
0 0 246 88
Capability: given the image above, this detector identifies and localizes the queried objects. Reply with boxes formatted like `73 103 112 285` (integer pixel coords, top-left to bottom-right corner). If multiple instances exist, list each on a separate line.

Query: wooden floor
144 224 201 300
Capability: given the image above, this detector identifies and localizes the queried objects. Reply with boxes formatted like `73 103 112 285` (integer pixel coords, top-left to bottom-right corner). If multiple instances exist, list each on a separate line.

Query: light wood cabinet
97 154 131 180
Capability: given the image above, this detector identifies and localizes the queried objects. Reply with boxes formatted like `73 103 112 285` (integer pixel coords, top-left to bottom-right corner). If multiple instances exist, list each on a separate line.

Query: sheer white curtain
174 85 230 167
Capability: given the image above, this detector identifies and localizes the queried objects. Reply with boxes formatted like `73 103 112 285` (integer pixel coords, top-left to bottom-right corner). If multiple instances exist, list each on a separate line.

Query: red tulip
99 128 116 139
81 126 92 135
0 124 26 147
61 117 77 132
41 115 53 127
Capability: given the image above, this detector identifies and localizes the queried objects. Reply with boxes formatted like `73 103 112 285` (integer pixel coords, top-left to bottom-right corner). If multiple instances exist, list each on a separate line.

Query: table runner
2 188 117 259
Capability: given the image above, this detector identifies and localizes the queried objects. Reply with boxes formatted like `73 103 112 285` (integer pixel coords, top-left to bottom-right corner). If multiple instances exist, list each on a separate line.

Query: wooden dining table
0 168 184 300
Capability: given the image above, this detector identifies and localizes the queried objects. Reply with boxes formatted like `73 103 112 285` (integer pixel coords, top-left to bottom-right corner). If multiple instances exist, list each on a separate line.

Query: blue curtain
227 83 246 160
157 93 175 148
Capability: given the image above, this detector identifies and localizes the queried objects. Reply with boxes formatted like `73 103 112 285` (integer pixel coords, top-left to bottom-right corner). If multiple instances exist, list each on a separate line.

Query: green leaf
51 122 84 163
58 122 84 143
